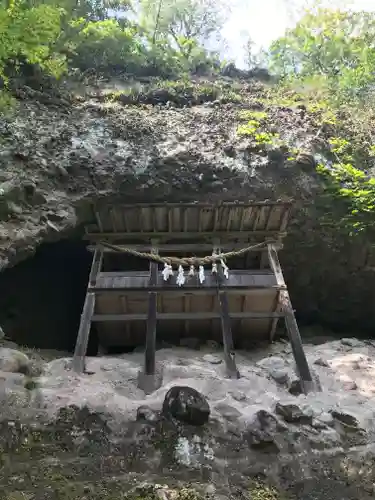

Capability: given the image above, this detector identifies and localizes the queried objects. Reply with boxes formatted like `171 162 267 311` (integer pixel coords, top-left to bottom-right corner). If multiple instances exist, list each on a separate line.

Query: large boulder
0 347 30 374
162 386 210 426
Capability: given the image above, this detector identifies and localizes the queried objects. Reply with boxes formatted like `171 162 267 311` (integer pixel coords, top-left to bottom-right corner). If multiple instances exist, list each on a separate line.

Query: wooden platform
93 269 282 348
73 201 315 394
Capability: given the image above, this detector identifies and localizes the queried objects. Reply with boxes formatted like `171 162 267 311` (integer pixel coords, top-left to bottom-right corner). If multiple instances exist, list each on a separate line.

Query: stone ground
1 335 375 499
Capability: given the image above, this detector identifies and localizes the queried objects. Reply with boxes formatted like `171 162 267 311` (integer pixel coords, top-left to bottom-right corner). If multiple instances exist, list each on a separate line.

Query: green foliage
237 107 279 145
265 6 375 235
0 0 226 100
238 110 267 121
0 1 64 81
138 0 224 73
0 89 15 112
269 7 375 106
70 18 146 72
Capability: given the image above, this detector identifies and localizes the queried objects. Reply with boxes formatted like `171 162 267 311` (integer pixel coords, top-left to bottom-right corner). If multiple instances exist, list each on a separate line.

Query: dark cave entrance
0 239 154 355
0 240 95 354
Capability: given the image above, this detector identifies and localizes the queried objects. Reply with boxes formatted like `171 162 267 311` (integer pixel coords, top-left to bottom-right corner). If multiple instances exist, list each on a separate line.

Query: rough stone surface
203 354 223 365
0 78 373 333
0 338 375 498
162 386 210 426
0 347 31 374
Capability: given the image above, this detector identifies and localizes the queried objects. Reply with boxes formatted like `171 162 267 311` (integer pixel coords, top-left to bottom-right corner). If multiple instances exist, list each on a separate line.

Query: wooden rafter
85 230 287 242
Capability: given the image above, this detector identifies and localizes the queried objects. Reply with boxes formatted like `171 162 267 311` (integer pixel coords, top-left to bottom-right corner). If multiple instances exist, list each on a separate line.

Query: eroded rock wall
0 79 374 333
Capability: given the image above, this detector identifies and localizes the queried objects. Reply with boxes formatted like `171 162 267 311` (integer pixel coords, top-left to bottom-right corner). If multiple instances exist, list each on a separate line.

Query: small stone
244 410 282 452
270 369 289 385
318 412 334 426
162 386 210 426
204 484 216 495
47 210 66 222
257 355 291 385
231 391 247 402
7 201 22 215
0 348 31 374
55 164 69 178
257 355 287 372
215 403 241 421
341 338 362 348
288 377 304 396
0 370 26 389
311 419 328 430
203 354 222 365
275 402 313 424
22 182 36 198
245 427 279 452
205 340 220 350
314 357 330 367
342 380 358 391
331 409 360 429
136 405 159 423
46 220 59 232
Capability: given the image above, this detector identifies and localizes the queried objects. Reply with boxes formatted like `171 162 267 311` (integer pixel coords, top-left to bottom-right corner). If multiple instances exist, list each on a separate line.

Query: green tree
0 0 64 80
268 7 375 101
138 0 226 67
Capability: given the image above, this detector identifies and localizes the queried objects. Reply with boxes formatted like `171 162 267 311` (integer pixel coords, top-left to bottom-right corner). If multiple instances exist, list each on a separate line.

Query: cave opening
0 239 157 355
0 239 94 354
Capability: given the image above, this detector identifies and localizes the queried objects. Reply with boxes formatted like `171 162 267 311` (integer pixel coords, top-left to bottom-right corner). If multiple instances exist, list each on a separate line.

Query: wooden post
73 247 103 373
267 244 315 393
214 241 240 379
145 244 158 375
138 240 163 394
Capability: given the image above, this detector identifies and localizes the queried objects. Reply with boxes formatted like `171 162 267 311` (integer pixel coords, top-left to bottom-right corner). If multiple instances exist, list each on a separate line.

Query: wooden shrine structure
73 201 315 394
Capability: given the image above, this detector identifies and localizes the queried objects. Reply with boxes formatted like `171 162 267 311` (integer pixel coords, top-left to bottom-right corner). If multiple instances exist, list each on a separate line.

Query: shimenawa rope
98 240 275 266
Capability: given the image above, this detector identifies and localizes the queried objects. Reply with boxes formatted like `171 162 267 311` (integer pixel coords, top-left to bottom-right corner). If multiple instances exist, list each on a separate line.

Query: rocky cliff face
0 77 373 332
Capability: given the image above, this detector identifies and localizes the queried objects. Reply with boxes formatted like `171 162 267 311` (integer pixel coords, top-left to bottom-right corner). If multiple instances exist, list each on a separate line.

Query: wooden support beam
72 248 103 373
214 241 240 379
90 284 284 294
93 201 293 210
84 230 287 242
88 243 271 253
91 311 284 321
267 244 315 393
144 243 158 376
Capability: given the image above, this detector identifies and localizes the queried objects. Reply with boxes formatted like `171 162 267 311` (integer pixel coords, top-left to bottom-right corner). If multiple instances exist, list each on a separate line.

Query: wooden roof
85 200 293 242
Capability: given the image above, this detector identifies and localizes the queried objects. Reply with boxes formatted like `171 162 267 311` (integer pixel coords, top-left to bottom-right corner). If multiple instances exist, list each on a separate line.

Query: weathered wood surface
216 263 240 379
92 270 280 292
267 243 315 393
92 311 283 321
84 201 292 242
72 249 103 372
86 230 286 242
145 246 158 375
88 242 283 253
